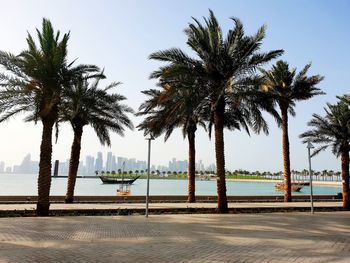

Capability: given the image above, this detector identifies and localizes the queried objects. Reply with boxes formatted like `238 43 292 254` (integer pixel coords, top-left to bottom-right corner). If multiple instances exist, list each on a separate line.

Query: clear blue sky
0 0 349 172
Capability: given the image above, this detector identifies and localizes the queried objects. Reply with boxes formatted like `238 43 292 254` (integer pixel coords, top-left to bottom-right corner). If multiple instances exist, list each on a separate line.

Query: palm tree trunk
187 125 196 203
36 119 54 216
65 124 83 203
341 149 350 210
281 106 291 202
214 102 228 213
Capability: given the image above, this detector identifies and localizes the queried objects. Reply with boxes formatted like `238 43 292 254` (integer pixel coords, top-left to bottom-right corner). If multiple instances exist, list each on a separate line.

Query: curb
0 206 345 217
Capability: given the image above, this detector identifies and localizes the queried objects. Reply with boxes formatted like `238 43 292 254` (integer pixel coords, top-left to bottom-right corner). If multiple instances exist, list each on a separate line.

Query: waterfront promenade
0 211 349 262
0 201 344 216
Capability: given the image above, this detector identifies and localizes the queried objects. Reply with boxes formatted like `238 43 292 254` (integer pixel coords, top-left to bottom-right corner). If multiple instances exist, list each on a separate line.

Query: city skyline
0 151 342 175
0 152 216 175
0 1 348 172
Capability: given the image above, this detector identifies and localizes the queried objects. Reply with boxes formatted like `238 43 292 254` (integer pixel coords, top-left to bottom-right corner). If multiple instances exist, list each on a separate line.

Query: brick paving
0 212 349 262
0 201 343 217
0 201 343 211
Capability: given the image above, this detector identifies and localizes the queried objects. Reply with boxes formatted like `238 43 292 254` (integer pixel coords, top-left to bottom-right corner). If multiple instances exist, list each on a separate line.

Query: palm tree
300 99 350 209
138 80 206 202
260 60 324 202
0 19 99 216
149 10 283 212
61 76 133 203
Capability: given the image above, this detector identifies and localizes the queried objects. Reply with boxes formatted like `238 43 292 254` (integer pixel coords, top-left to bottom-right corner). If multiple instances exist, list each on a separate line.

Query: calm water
0 174 342 196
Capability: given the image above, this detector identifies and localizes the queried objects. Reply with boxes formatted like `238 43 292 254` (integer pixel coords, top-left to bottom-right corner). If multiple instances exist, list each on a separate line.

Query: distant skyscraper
58 159 69 175
117 157 127 171
95 152 103 171
111 155 117 171
106 152 113 171
86 155 95 175
0 161 4 173
13 153 39 174
77 160 85 175
20 154 31 173
197 160 204 172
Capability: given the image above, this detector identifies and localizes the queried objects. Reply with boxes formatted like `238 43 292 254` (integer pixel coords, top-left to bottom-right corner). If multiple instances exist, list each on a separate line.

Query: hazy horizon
0 0 349 172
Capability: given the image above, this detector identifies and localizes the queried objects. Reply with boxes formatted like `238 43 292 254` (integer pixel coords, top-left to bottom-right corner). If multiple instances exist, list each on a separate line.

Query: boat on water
117 184 132 196
275 182 304 192
98 175 140 184
297 181 310 186
96 162 140 184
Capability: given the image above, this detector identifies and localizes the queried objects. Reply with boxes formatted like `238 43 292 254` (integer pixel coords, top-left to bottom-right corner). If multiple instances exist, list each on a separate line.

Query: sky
0 0 349 172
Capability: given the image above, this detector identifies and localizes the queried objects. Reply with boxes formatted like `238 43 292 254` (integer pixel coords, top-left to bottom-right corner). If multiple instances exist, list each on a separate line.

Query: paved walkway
0 212 349 262
0 201 343 211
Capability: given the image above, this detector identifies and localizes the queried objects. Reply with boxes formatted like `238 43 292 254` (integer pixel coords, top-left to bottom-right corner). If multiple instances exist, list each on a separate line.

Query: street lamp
307 141 315 214
145 135 154 218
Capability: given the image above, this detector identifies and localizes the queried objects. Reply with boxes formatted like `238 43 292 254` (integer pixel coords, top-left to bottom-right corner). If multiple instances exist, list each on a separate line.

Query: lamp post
145 135 154 218
307 141 315 214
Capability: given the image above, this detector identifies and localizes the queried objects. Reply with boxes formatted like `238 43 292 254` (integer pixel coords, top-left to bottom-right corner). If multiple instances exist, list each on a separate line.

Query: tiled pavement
0 201 344 217
0 212 350 262
0 201 343 211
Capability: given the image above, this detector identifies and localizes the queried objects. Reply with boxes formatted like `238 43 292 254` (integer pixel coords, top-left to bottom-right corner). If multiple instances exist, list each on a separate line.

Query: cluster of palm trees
0 12 349 216
137 10 329 212
0 19 133 215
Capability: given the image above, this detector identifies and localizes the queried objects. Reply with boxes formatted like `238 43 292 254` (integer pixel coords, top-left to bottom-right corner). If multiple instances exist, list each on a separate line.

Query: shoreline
226 178 342 187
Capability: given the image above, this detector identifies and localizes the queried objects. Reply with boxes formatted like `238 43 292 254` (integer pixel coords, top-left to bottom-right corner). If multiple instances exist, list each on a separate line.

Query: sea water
0 174 342 196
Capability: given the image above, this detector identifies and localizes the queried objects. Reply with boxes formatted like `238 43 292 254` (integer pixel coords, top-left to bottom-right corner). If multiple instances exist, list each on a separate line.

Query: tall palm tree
149 10 283 212
300 100 350 209
138 80 206 202
260 60 324 202
0 19 99 215
61 76 134 203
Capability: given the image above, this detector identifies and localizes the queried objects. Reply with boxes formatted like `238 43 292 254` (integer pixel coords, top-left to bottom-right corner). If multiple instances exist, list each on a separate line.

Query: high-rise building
196 160 204 172
0 161 4 173
206 163 216 172
95 152 103 171
137 160 147 171
85 155 95 175
20 154 31 173
12 153 39 174
58 159 69 175
117 157 127 171
106 152 113 172
77 160 85 175
111 155 117 171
